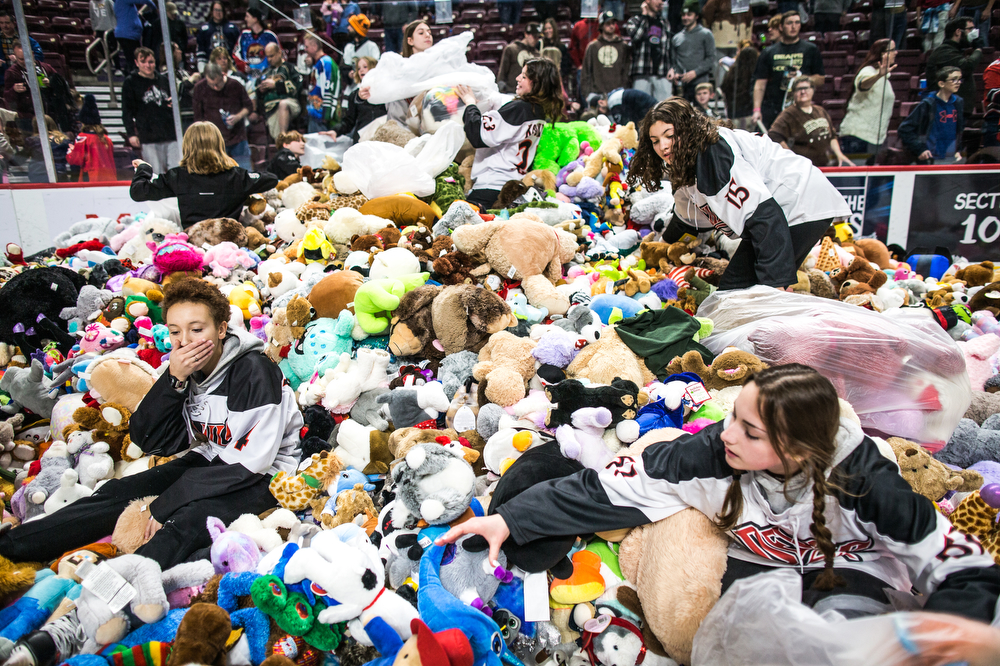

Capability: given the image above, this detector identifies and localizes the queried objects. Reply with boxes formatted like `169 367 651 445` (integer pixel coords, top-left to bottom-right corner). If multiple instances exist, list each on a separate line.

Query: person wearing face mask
926 17 983 126
628 98 849 291
948 0 993 49
0 278 301 572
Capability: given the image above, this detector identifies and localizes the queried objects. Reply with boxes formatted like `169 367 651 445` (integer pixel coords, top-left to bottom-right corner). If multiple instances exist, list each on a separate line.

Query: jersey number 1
514 139 531 174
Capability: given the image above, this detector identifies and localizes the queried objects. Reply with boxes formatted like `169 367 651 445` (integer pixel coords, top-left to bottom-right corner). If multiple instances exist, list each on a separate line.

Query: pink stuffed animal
79 322 124 354
148 233 204 275
958 333 1000 391
202 242 258 279
206 516 262 574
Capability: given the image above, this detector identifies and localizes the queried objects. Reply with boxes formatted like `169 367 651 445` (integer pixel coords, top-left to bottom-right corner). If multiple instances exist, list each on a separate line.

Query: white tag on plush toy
507 265 517 279
523 571 550 622
684 381 711 407
453 405 477 432
80 561 137 614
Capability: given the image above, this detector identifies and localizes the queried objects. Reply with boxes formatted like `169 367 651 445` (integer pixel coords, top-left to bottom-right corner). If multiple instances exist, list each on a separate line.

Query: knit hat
411 619 474 666
682 0 700 15
349 13 371 37
79 93 102 126
110 642 172 666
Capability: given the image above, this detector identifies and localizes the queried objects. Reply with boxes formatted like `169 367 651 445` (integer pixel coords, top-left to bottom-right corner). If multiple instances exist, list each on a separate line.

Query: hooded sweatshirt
130 328 302 519
496 416 1000 622
581 34 631 101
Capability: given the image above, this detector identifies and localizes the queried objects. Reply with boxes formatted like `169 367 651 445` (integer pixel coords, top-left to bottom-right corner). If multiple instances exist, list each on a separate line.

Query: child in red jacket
66 94 117 182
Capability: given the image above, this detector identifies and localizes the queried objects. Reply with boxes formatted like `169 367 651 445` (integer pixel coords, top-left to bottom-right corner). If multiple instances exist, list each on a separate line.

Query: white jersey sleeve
463 98 547 191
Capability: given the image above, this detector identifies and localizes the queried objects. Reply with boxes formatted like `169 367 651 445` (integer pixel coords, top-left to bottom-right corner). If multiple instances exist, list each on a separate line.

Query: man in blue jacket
196 1 240 72
898 65 965 164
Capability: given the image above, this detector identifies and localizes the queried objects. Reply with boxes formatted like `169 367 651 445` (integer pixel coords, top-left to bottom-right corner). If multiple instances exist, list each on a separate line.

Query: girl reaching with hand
455 57 566 212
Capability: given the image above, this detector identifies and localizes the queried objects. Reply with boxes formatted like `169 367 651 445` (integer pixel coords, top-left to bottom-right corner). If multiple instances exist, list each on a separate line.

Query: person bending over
0 278 302 569
456 58 565 212
628 98 850 290
130 121 277 228
438 364 1000 662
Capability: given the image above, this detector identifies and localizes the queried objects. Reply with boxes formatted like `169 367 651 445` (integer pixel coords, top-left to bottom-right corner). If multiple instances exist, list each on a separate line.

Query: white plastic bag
300 132 352 168
361 33 499 105
145 199 180 226
698 286 970 446
404 120 466 178
692 569 1000 666
339 141 436 199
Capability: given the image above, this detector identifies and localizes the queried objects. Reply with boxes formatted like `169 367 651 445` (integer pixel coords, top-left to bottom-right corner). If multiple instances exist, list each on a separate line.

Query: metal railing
85 31 120 109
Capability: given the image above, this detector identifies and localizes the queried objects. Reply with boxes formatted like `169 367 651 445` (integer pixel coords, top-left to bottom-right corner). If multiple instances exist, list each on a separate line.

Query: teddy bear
390 443 476 529
114 216 181 265
968 281 1000 316
472 331 538 407
886 436 983 502
0 412 23 468
269 451 343 511
433 250 475 285
311 483 378 531
65 429 115 488
665 348 766 392
19 442 72 521
828 255 888 293
69 402 135 462
451 216 578 316
566 327 658 389
43 468 93 515
323 207 396 246
185 217 249 249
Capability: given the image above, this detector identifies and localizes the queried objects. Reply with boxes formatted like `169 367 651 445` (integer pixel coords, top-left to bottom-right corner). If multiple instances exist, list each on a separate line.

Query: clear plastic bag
698 286 970 446
301 132 352 168
420 87 467 133
339 141 436 199
404 120 467 178
361 33 499 105
692 569 1000 666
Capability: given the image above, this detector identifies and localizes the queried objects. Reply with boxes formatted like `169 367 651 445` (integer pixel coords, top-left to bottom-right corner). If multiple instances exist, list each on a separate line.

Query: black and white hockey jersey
131 328 302 517
495 416 1000 622
463 93 547 191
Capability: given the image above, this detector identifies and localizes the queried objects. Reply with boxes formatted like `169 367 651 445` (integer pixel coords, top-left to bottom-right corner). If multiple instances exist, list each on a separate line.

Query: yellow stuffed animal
228 282 262 321
269 451 342 511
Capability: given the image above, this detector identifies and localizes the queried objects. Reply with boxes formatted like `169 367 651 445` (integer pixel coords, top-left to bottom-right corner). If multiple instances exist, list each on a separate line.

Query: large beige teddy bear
451 213 578 315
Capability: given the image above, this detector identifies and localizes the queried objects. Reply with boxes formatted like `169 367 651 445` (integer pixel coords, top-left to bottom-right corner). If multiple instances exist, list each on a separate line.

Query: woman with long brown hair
130 121 277 228
401 20 433 57
627 97 849 291
839 38 897 158
455 58 566 211
435 364 1000 640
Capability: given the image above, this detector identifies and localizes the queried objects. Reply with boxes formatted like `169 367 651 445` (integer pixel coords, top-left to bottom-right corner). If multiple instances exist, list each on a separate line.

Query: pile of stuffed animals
0 110 998 666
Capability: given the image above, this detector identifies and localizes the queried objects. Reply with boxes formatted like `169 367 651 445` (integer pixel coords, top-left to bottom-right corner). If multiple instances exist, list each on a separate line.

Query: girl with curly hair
628 97 850 290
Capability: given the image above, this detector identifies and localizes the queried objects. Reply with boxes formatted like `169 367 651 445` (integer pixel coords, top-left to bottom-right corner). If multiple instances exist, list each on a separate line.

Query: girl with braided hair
436 364 1000 636
628 97 851 291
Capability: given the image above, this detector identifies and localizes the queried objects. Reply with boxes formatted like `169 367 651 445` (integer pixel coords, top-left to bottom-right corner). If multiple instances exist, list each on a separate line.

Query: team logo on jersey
936 525 985 561
698 204 736 237
725 177 749 209
192 420 232 446
606 456 638 478
732 522 873 565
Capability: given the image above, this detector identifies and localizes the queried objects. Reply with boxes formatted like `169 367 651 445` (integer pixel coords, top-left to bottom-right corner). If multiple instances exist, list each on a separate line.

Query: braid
715 472 745 532
809 464 845 591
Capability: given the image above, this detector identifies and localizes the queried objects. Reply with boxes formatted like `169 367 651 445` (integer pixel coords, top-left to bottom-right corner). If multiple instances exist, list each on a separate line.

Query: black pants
721 557 893 618
117 38 140 74
0 455 276 568
466 188 502 212
718 218 831 291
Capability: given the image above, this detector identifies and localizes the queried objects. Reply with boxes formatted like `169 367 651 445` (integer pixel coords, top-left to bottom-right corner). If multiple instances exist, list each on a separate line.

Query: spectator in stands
985 55 1000 104
593 87 658 124
130 121 279 227
498 0 524 27
702 0 754 53
233 8 279 89
115 0 154 74
164 41 200 130
498 23 542 93
342 14 380 78
870 0 909 51
812 0 853 35
541 19 573 94
720 41 759 128
839 39 897 157
917 0 953 52
0 106 17 178
0 12 44 89
3 40 58 134
948 0 993 49
672 1 717 101
542 46 579 116
303 34 338 132
257 43 301 141
25 114 70 182
150 2 190 69
267 130 304 178
328 57 387 142
121 46 180 172
193 63 254 169
381 1 417 54
321 0 344 39
333 0 362 51
582 13 631 105
197 2 240 73
402 20 434 57
927 17 983 121
765 14 782 45
899 65 965 162
210 46 246 87
625 0 676 101
534 0 561 23
752 10 824 130
693 82 725 118
457 58 565 211
344 53 374 96
66 94 117 182
982 88 999 152
768 75 853 166
569 12 601 71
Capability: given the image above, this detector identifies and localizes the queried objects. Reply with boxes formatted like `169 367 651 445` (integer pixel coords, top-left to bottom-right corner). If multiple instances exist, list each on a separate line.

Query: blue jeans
498 1 523 25
227 140 252 170
603 0 624 21
384 27 404 53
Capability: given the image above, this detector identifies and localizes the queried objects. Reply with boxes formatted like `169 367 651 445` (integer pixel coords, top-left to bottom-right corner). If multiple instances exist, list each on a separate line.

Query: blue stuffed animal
321 468 376 516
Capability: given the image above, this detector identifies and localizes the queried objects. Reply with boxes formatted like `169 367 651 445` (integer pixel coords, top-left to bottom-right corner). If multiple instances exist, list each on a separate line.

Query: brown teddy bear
665 348 767 392
473 331 538 407
566 327 658 388
185 217 248 249
350 234 384 253
308 271 364 319
829 255 888 292
69 403 135 462
377 225 403 248
956 262 996 288
521 169 556 193
309 483 377 531
887 437 983 502
417 235 455 266
433 251 475 286
853 238 893 270
639 241 671 271
968 281 1000 316
164 603 231 666
404 224 436 254
387 427 486 475
263 296 315 361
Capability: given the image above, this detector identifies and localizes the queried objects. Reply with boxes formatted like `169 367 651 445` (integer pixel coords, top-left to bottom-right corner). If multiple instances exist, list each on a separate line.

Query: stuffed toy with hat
77 351 157 413
389 618 474 666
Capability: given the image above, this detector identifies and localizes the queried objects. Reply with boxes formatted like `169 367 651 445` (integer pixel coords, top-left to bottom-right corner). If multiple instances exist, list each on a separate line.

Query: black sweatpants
466 188 502 212
0 455 276 568
718 218 832 291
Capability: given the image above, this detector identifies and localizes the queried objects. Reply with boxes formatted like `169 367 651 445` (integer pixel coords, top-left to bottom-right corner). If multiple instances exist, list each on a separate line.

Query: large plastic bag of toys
692 568 1000 666
339 141 436 199
362 33 499 105
698 286 970 447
